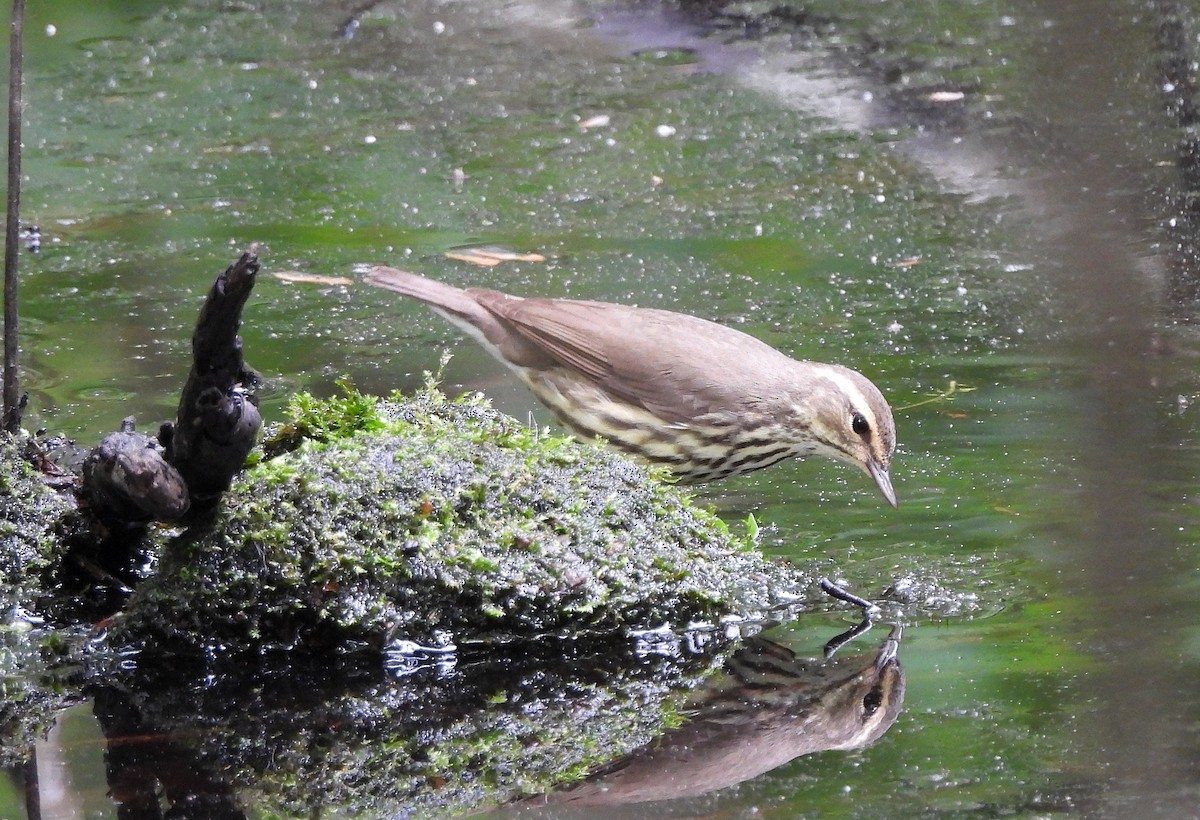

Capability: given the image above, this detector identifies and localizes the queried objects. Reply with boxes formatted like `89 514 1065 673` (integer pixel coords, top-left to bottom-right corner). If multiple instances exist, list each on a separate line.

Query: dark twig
822 616 874 658
162 247 263 506
819 577 882 657
4 0 26 432
23 747 39 820
818 577 882 618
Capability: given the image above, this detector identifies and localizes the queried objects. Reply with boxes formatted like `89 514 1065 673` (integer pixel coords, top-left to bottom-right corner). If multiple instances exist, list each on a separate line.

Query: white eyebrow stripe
807 364 877 428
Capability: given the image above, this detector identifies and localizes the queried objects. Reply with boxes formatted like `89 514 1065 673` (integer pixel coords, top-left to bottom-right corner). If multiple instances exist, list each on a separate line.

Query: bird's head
794 364 897 507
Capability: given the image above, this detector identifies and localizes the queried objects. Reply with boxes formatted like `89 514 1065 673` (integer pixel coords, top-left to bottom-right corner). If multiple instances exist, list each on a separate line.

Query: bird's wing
480 296 615 380
474 293 782 424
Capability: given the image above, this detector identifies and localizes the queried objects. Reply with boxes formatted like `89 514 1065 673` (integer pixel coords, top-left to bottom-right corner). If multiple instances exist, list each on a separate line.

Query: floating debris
444 245 547 266
579 114 611 129
271 271 354 286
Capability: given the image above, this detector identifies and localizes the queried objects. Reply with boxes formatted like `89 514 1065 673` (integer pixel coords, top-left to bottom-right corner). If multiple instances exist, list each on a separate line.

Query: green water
5 0 1200 816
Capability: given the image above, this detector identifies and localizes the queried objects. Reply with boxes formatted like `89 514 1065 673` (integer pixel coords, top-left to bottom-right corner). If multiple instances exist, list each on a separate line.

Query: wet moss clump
111 388 808 656
0 433 72 619
0 433 79 766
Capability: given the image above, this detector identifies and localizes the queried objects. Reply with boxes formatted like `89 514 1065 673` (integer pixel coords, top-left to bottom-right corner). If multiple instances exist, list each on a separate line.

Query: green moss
258 381 387 459
0 433 80 767
0 433 77 618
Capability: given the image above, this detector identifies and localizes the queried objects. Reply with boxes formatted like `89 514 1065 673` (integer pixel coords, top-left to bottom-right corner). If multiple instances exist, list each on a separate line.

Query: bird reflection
532 624 904 808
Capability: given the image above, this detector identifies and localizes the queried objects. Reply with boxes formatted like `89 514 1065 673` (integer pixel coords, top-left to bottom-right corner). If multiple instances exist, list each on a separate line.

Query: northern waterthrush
366 266 897 506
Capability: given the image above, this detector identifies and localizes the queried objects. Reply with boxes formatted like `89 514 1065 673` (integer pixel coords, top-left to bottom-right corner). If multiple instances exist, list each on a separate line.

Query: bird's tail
365 265 470 309
365 265 519 355
365 265 497 324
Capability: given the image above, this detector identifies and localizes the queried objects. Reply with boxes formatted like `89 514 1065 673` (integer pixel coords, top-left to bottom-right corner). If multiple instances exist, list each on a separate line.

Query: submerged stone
111 389 810 656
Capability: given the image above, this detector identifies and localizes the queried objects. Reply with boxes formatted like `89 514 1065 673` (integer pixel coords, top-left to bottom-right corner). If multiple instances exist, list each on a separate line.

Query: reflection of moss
0 626 76 770
95 640 725 816
0 631 45 770
112 388 809 655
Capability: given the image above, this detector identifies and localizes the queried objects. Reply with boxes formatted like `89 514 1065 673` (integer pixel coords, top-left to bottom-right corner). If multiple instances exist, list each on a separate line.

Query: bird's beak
868 459 897 508
874 624 903 671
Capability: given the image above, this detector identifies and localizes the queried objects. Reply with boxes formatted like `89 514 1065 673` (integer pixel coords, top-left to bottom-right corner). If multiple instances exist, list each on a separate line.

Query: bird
365 266 897 506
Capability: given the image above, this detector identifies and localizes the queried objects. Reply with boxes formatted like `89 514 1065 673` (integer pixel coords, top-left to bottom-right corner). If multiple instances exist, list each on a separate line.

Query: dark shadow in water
94 684 246 820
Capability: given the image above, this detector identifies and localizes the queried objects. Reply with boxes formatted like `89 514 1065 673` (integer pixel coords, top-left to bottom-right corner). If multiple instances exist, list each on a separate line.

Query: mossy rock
0 433 80 766
111 389 810 656
1 433 73 618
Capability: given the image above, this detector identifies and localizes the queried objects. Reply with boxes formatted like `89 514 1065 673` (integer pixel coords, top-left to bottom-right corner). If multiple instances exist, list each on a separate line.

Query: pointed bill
869 459 897 508
875 624 903 671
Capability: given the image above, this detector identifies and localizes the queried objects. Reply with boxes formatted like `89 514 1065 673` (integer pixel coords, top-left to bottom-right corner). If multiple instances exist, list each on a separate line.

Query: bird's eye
862 686 884 716
851 412 870 436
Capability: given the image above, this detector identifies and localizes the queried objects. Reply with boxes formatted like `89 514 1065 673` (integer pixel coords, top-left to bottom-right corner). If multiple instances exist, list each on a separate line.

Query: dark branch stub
79 249 263 523
83 416 189 522
163 247 263 506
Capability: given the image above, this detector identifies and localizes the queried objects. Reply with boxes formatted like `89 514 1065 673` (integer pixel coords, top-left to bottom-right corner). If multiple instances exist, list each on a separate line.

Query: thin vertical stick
4 0 25 432
23 748 41 820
